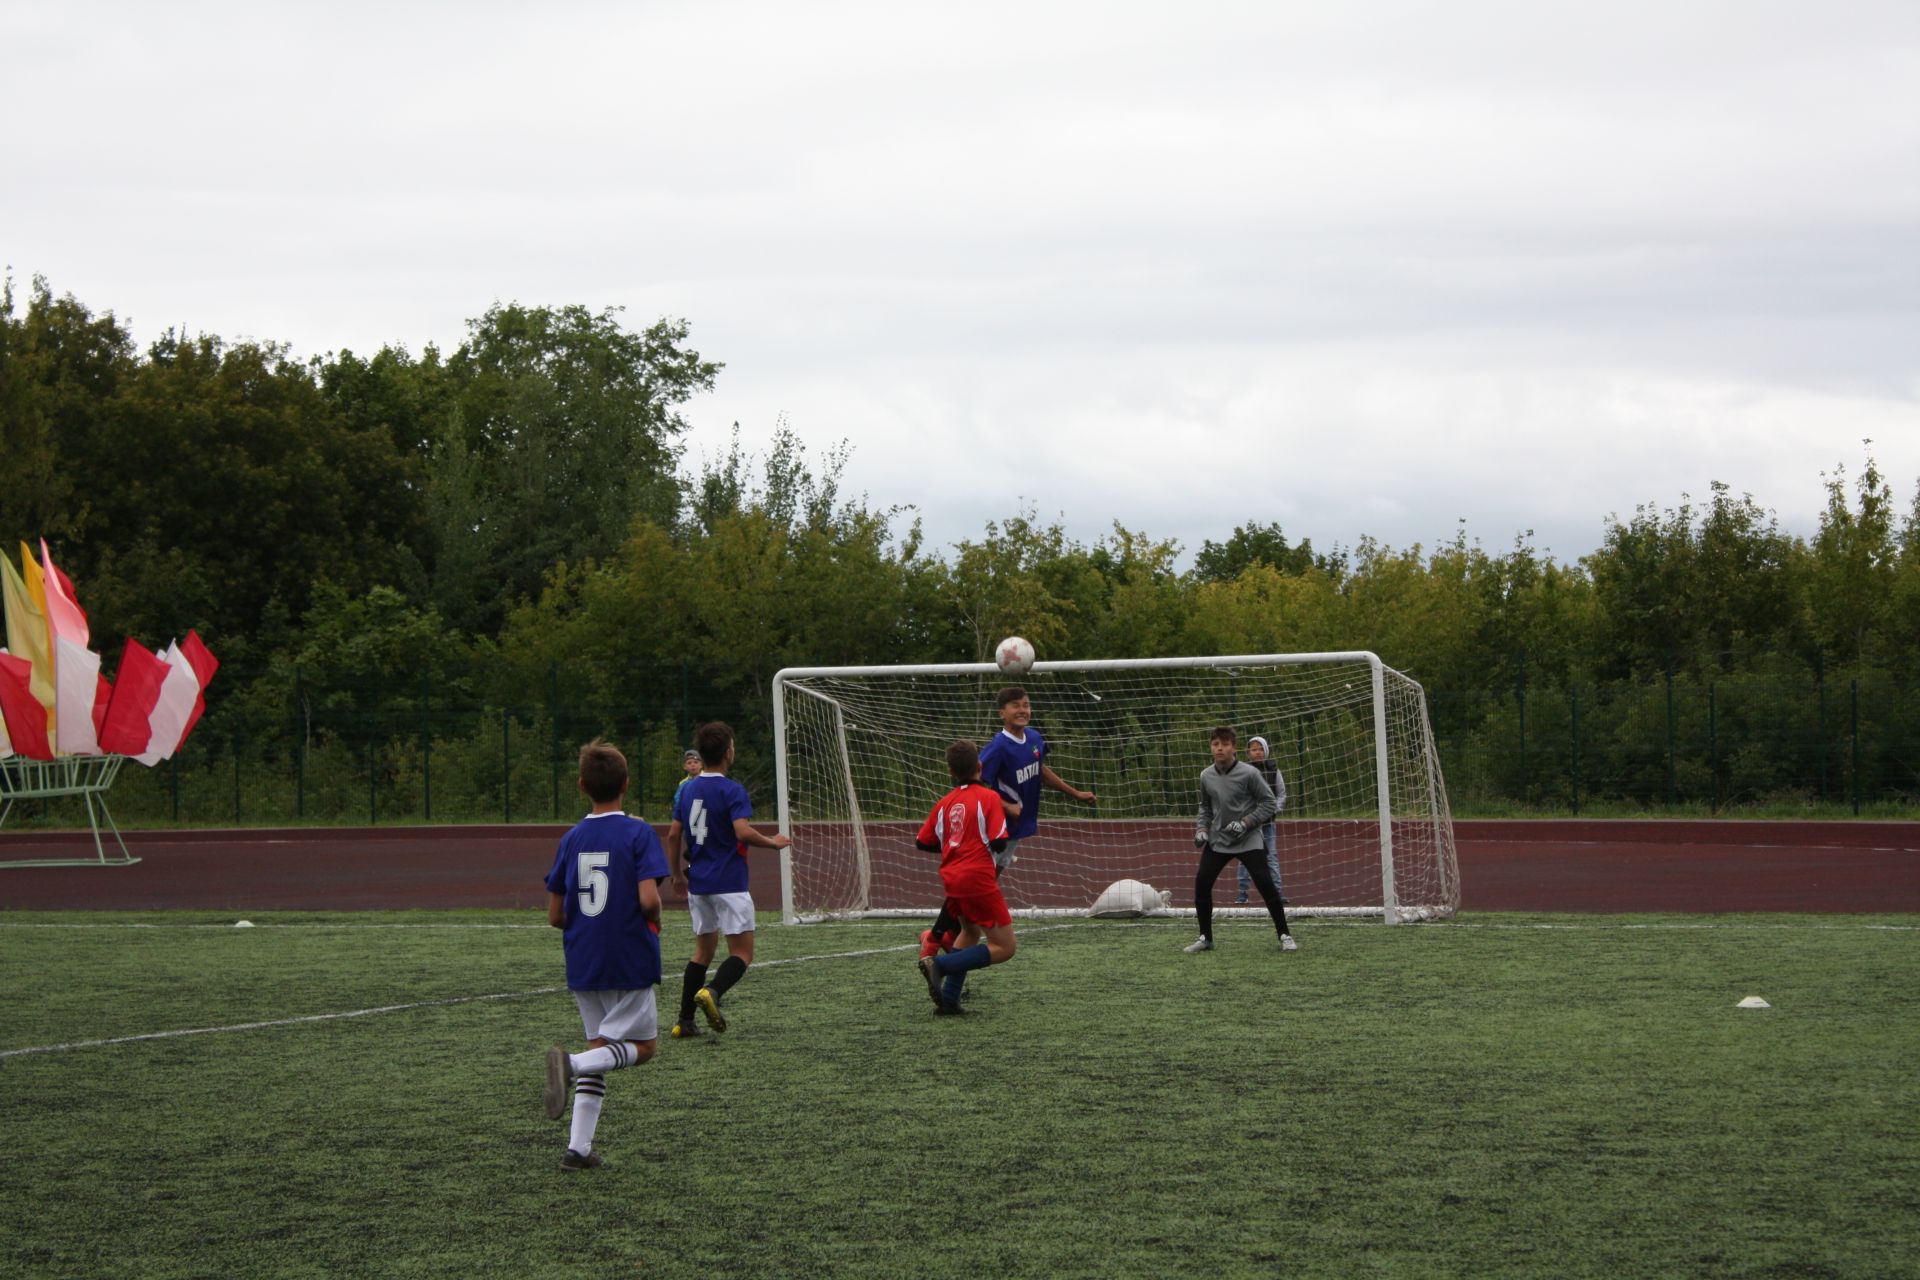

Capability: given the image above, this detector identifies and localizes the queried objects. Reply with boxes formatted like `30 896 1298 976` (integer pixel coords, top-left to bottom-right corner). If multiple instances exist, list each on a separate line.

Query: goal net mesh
775 655 1458 922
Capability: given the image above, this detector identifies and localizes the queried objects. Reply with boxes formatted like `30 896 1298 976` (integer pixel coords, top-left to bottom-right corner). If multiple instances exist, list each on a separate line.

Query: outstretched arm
733 818 793 851
1040 764 1096 805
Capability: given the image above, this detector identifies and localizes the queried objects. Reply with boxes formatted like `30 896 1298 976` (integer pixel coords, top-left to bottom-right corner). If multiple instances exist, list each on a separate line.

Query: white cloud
4 0 1916 567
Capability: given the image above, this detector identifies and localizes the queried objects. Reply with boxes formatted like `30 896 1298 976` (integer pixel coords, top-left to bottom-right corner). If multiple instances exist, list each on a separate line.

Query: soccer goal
771 652 1458 924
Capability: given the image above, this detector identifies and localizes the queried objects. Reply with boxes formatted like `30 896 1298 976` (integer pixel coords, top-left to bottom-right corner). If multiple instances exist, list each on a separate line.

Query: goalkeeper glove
1193 829 1208 850
1224 819 1247 840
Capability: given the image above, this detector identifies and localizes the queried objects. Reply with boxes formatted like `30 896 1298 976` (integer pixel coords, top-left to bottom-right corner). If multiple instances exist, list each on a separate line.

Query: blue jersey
544 812 670 991
980 727 1047 840
673 773 756 896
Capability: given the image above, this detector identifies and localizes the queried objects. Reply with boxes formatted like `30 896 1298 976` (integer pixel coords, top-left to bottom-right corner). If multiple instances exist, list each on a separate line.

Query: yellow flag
0 552 56 747
19 541 47 617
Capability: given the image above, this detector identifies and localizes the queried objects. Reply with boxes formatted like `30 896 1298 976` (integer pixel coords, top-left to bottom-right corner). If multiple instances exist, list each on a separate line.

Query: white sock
568 1074 605 1154
569 1041 638 1075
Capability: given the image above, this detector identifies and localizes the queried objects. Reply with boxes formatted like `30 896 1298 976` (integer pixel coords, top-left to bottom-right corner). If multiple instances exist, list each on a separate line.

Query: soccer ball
995 636 1036 676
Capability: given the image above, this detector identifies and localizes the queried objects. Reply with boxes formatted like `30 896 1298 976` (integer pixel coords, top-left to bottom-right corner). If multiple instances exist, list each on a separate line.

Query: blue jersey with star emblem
980 726 1047 840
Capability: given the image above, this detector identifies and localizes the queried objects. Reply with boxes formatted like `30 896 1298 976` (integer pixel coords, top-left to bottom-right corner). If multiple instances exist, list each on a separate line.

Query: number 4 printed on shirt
688 798 710 847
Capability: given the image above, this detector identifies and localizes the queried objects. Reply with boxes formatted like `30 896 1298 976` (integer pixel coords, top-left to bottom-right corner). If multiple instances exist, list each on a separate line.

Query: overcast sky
5 1 1917 566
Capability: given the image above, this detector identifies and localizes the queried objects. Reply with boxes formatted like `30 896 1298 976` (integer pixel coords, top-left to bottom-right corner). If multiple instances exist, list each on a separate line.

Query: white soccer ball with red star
995 635 1036 676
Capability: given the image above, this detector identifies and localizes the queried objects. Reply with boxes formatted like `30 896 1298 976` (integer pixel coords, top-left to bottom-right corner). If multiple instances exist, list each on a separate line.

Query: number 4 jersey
673 773 757 897
544 811 670 991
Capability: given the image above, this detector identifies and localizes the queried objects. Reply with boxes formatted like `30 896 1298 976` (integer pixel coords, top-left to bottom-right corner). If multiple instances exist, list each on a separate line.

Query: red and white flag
53 636 102 755
98 639 170 757
38 539 88 649
135 642 206 765
0 652 55 760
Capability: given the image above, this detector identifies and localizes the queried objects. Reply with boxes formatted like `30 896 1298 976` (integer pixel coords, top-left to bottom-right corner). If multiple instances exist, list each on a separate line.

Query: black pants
1196 845 1290 941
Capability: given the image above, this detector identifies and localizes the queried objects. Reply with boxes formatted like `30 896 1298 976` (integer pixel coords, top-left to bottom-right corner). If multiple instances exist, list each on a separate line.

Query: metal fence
8 657 1918 829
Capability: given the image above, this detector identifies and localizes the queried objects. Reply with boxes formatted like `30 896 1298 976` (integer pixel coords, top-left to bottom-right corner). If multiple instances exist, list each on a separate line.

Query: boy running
541 740 670 1170
667 721 791 1038
915 739 1016 1015
919 684 1096 958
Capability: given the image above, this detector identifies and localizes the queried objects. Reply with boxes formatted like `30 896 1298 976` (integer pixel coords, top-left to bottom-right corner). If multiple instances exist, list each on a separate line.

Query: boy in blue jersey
541 740 671 1171
667 720 791 1038
919 685 1097 959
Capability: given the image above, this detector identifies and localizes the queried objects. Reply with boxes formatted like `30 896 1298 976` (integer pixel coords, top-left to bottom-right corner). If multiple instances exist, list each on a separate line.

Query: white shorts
688 891 756 937
994 837 1025 873
574 987 658 1045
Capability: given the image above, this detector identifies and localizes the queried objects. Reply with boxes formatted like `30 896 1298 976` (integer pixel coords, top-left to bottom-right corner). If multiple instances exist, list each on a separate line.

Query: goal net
772 652 1458 924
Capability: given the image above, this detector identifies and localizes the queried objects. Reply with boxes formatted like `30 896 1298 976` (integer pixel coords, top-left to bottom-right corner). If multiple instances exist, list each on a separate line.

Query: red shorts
945 883 1012 930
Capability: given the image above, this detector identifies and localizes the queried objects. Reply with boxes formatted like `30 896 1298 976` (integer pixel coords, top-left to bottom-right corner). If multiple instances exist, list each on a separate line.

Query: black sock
929 902 958 942
679 962 708 1023
710 955 749 998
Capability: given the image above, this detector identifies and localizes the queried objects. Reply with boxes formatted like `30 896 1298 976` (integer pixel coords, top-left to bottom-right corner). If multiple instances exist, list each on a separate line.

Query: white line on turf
0 926 1087 1060
0 988 565 1059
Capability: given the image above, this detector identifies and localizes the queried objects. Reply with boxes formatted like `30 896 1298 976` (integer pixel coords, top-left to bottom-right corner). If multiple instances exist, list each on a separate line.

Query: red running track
0 820 1915 914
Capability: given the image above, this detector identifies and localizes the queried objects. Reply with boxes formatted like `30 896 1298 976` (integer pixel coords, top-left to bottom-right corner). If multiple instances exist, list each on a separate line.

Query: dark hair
946 738 980 781
1210 725 1237 744
578 740 629 803
695 721 734 767
996 686 1028 709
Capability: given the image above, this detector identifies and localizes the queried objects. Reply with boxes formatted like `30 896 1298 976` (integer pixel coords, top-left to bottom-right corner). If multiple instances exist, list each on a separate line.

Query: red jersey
916 782 1009 897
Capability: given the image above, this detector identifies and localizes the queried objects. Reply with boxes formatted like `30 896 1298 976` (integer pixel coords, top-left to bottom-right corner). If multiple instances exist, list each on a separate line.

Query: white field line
0 925 1086 1060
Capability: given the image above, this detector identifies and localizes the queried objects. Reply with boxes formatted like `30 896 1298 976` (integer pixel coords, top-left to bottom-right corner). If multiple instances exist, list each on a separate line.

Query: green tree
1806 452 1898 664
1192 520 1343 582
0 275 134 549
426 303 720 635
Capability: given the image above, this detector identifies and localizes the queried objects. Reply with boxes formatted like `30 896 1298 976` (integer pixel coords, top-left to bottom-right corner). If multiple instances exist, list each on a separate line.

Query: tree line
5 273 1917 819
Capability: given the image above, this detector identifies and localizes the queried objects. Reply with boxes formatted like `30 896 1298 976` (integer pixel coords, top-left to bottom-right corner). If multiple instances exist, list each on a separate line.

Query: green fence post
295 666 306 821
503 708 511 824
171 752 181 823
679 659 691 746
550 662 561 820
1851 677 1861 816
421 668 432 823
1664 651 1676 806
1816 647 1828 804
1569 685 1581 816
233 731 242 825
1709 682 1719 814
1516 652 1528 808
368 730 377 824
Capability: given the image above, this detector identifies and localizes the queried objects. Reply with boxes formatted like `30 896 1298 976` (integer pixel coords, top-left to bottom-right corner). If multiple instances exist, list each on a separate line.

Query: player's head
1209 725 1237 768
1248 735 1269 762
577 739 629 803
682 748 702 777
996 686 1031 729
695 721 735 769
946 738 981 782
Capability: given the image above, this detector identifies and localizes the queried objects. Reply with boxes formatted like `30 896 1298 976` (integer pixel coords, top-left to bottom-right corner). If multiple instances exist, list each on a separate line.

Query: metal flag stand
0 755 139 867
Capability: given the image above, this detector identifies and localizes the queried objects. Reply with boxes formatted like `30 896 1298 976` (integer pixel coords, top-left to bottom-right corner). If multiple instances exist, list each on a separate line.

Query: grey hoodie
1196 760 1276 855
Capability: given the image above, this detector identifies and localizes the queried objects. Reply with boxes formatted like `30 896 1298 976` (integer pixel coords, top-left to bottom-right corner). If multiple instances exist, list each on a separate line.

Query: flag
54 636 102 755
135 642 202 765
0 553 56 749
39 538 88 649
98 639 169 756
93 672 112 742
19 542 47 617
0 652 55 760
175 630 219 747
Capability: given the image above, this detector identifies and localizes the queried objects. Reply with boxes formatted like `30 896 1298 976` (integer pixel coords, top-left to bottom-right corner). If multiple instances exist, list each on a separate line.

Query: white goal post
771 652 1459 925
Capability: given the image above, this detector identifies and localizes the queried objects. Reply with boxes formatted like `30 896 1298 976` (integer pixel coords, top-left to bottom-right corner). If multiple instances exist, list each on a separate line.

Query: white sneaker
1183 936 1213 953
1281 934 1299 952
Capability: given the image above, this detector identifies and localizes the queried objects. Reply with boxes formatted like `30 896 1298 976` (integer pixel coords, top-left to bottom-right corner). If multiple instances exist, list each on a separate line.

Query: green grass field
2 910 1916 1279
